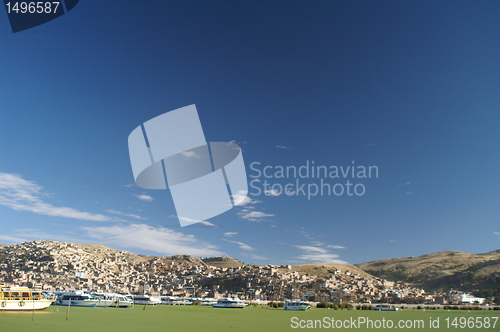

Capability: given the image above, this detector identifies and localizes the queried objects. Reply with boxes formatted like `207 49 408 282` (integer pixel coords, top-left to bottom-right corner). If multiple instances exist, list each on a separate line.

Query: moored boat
0 286 52 311
373 305 399 311
212 298 247 308
132 294 161 305
283 300 310 311
55 291 100 307
111 294 133 308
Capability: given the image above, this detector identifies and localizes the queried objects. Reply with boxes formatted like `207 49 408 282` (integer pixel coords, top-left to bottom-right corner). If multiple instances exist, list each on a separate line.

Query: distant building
452 293 485 304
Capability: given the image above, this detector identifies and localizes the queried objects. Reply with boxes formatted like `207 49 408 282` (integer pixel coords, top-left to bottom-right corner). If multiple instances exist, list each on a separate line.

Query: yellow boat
0 286 52 311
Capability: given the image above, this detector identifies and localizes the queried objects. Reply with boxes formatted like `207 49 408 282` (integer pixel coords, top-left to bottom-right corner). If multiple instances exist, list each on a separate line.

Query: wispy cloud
232 191 260 206
224 232 238 237
82 223 223 256
124 184 135 188
106 209 147 220
0 228 87 245
132 194 154 202
295 245 328 254
276 145 292 149
242 253 268 260
178 216 217 227
224 239 255 251
327 245 346 249
264 189 280 196
180 151 200 159
0 172 116 222
295 245 348 264
0 235 28 243
494 232 500 236
237 209 274 222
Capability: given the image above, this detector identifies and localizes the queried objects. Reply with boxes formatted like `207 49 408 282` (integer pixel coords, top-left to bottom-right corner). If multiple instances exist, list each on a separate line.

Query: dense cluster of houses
0 240 486 304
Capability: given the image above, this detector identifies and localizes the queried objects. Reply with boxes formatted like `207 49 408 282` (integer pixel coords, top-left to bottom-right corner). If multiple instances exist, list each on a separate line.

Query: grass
2 305 500 332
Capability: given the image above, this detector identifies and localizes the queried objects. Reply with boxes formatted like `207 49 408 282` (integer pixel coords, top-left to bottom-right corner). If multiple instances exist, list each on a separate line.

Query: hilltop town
0 240 489 305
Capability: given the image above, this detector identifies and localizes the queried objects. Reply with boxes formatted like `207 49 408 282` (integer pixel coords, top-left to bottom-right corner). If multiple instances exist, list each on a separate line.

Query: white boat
200 298 217 306
111 294 133 308
94 293 132 308
0 286 52 311
55 291 100 307
284 300 311 311
212 298 247 308
132 295 161 305
94 293 115 307
373 305 399 311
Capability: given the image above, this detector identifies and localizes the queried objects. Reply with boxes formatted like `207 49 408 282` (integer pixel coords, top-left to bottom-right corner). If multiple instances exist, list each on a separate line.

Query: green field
2 305 500 332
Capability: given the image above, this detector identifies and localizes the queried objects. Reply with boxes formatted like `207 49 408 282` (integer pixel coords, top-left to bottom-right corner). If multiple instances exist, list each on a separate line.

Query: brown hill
291 264 375 279
202 256 244 268
356 249 500 292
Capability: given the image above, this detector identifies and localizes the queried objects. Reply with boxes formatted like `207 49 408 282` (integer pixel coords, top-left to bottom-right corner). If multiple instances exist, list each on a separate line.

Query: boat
373 305 399 311
93 293 132 308
284 300 311 311
212 298 247 308
132 294 161 305
111 294 133 308
0 286 52 311
55 291 101 307
94 293 115 307
200 298 217 306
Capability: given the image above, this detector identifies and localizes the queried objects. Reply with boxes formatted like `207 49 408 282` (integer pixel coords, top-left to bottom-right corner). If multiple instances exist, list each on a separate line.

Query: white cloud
296 253 347 264
276 145 292 149
0 172 116 222
106 209 147 220
180 151 200 159
132 194 154 202
494 232 500 236
82 223 223 257
124 184 135 188
237 209 274 221
0 228 88 245
0 235 28 243
224 232 238 237
223 239 255 251
243 253 268 260
327 245 346 249
295 245 348 264
178 216 217 227
232 191 261 206
264 189 280 196
295 245 328 254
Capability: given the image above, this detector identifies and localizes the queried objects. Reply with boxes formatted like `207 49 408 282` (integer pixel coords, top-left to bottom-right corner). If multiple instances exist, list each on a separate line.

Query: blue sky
1 1 500 266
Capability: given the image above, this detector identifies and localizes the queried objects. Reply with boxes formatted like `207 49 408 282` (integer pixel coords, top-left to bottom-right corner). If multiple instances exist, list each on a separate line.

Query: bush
268 301 284 308
191 301 201 306
316 302 330 308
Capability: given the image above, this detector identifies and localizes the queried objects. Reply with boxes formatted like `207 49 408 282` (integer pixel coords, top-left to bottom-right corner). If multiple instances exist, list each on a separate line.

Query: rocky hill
291 264 374 279
202 256 244 268
356 250 500 296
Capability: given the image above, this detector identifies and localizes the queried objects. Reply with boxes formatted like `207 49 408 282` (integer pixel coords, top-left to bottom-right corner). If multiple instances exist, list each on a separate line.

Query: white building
452 293 485 304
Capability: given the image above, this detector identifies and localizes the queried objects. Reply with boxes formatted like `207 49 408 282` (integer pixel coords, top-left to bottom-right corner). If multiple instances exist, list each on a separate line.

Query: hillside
356 250 500 294
291 264 375 279
202 256 244 268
